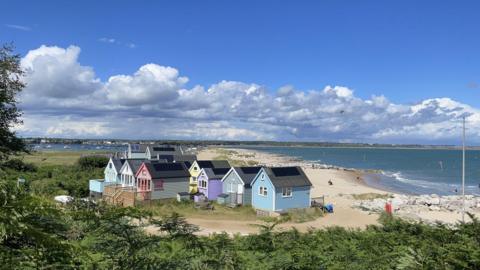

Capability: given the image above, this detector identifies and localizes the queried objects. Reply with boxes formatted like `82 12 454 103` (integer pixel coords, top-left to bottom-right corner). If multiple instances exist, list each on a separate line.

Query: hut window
261 174 264 180
259 186 267 196
282 187 292 197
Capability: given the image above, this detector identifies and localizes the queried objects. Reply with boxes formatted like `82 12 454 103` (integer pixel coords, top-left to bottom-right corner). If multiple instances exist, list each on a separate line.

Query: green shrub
77 156 109 169
2 158 37 172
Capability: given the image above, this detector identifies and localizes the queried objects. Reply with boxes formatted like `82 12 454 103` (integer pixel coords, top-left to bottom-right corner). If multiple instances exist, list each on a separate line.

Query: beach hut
145 145 184 160
197 167 230 200
127 144 148 159
220 167 262 206
119 159 145 187
188 160 230 193
251 167 312 213
89 157 125 199
105 157 126 183
135 162 190 201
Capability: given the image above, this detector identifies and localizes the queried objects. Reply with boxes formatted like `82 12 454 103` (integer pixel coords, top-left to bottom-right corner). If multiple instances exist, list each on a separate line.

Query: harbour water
29 143 127 152
238 146 480 196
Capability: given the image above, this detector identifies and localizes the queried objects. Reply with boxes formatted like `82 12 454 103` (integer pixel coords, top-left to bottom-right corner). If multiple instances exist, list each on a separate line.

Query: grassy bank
17 150 109 166
212 148 259 166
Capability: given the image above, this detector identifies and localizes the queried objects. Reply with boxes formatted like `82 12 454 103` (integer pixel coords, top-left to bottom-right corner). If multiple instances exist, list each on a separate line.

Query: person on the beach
328 179 333 185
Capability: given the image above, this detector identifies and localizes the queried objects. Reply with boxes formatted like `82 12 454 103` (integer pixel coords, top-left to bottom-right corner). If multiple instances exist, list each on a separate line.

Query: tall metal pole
462 116 466 223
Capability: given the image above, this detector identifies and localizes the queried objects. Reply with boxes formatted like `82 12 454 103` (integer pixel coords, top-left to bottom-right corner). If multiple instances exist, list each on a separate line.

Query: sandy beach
176 147 480 235
186 147 385 235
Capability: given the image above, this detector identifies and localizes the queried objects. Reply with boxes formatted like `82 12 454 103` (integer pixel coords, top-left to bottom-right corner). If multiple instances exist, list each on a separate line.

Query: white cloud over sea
16 45 480 143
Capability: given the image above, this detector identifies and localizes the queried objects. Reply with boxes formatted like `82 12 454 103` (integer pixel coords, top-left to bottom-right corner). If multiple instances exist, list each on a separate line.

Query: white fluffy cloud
21 45 101 99
16 45 480 143
105 64 187 106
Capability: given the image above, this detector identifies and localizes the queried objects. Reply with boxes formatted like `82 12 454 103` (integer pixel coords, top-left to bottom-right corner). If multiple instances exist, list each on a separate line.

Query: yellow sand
184 147 386 235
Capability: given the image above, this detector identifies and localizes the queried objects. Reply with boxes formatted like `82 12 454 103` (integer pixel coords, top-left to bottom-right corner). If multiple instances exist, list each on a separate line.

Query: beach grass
15 151 109 166
285 208 325 223
139 199 258 221
213 149 259 167
351 193 392 200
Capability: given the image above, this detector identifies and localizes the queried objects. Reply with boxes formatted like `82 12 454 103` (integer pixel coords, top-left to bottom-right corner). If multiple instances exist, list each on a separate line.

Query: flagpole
462 116 466 223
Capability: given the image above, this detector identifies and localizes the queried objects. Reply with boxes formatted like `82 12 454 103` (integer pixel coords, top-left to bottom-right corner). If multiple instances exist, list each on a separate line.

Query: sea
236 146 480 196
29 143 480 196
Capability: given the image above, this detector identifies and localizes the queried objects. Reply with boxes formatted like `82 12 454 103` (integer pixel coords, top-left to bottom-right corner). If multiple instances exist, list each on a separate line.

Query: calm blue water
239 146 480 196
29 143 127 152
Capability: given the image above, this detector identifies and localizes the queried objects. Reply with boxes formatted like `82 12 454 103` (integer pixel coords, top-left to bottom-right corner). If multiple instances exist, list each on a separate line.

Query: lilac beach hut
197 167 231 200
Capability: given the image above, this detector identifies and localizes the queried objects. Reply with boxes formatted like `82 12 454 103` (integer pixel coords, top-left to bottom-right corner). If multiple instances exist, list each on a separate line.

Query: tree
0 43 27 161
0 179 78 268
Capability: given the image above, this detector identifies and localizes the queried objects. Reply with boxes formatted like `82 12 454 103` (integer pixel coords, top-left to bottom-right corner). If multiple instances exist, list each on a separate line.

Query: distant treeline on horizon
22 137 479 150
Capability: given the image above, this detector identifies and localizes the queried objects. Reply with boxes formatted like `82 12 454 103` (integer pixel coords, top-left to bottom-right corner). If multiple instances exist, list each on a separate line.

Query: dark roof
233 166 262 186
157 155 174 162
180 161 192 169
263 166 312 188
195 160 230 169
146 162 190 179
173 154 197 162
203 167 230 179
111 158 126 171
150 159 168 163
125 159 145 174
147 145 182 157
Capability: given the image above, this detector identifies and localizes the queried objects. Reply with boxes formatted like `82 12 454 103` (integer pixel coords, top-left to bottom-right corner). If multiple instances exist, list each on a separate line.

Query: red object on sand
385 202 392 214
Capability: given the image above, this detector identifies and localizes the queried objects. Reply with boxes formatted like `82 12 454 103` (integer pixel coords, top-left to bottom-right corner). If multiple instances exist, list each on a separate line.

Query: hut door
237 185 243 204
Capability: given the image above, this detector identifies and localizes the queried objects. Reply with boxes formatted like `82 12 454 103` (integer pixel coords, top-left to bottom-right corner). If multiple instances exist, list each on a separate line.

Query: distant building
127 144 148 159
145 145 183 160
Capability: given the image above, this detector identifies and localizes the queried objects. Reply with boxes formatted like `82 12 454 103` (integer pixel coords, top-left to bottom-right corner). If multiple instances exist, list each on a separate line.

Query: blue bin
325 203 334 213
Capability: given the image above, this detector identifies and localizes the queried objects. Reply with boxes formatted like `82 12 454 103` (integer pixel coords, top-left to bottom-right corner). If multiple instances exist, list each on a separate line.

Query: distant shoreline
225 144 480 151
229 146 395 194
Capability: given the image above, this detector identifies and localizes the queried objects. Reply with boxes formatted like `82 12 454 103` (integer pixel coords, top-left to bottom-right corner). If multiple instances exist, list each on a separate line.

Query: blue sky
4 0 480 104
3 1 480 143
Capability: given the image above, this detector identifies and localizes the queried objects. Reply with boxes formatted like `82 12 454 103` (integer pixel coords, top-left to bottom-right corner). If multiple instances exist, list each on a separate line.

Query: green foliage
4 162 104 197
2 178 480 269
1 152 479 269
1 158 37 172
0 179 78 268
152 212 199 238
0 44 27 161
77 155 109 169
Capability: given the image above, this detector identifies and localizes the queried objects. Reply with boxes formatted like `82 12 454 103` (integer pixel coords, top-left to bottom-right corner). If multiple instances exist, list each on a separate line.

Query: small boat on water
45 145 52 149
64 145 71 149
